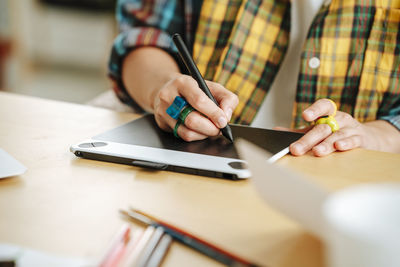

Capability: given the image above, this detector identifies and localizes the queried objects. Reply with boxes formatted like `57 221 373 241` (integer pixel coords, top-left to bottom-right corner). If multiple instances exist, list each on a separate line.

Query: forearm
122 47 180 112
364 120 400 153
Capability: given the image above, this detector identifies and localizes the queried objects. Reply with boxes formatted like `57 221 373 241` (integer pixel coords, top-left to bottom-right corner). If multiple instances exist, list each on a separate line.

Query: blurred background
0 0 118 105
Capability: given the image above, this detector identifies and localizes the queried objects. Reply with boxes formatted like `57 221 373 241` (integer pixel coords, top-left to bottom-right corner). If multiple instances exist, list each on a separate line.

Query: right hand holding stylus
153 74 238 141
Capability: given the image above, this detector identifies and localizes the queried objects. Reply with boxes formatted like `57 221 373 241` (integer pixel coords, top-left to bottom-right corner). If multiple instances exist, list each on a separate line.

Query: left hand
289 99 373 156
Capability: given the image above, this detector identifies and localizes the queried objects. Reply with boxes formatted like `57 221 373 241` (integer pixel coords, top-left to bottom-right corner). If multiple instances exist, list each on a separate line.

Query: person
108 0 400 156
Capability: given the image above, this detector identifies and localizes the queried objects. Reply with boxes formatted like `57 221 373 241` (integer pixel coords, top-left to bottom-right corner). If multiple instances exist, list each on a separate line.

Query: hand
289 99 375 156
153 74 239 141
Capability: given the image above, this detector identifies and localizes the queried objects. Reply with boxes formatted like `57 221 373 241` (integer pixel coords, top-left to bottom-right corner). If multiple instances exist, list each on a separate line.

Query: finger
290 123 332 156
335 135 362 151
273 126 291 132
273 126 312 133
206 81 239 121
302 99 336 122
174 77 228 128
161 105 209 140
334 111 359 128
158 106 208 141
312 128 355 156
176 123 208 142
310 112 358 155
183 110 221 136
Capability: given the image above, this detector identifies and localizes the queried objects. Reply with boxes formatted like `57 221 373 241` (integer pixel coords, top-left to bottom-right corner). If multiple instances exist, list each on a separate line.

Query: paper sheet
0 243 90 267
0 148 27 179
236 139 329 237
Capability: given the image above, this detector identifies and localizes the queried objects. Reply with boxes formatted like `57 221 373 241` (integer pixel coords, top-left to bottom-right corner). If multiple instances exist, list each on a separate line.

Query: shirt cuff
108 27 185 110
379 114 400 131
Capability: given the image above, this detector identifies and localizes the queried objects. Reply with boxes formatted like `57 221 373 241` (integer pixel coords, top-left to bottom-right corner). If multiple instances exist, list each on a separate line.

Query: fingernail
292 143 304 153
337 140 347 149
303 110 314 119
218 116 227 128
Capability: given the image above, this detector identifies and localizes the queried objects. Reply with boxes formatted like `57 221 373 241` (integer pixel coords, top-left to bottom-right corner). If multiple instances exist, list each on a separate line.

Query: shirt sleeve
377 102 400 130
108 0 186 110
379 114 400 131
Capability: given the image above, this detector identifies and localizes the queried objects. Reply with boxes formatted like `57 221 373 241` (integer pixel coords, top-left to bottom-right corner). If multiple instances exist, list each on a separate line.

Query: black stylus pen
172 33 234 142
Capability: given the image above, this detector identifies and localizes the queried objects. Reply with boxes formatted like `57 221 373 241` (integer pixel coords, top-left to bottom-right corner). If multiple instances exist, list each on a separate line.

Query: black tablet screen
94 115 302 159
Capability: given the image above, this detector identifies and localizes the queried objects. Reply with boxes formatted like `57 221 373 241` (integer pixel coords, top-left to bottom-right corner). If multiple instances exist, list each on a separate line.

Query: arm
121 47 238 141
122 47 180 113
110 0 238 141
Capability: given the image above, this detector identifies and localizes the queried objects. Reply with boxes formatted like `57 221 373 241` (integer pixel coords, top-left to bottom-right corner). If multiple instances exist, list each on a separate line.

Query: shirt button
309 57 320 69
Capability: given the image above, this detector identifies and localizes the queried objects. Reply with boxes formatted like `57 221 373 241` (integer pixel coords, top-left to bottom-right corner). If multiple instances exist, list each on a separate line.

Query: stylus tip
222 126 234 143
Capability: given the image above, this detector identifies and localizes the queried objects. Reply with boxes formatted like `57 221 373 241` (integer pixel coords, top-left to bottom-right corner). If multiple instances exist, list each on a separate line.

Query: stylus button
228 161 248 170
78 143 94 148
92 142 107 147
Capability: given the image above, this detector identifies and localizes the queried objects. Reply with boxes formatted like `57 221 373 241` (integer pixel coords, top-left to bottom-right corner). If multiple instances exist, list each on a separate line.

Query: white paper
236 139 329 237
0 148 27 178
0 243 90 267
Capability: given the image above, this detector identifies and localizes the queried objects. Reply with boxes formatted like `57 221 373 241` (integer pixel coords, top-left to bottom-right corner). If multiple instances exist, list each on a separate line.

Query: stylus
172 33 234 143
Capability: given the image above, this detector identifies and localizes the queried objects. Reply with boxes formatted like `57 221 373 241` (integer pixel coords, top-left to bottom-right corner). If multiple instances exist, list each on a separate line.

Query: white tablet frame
70 139 257 179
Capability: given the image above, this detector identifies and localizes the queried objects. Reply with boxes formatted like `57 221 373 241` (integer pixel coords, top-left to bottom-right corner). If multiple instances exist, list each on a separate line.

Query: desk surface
1 91 399 267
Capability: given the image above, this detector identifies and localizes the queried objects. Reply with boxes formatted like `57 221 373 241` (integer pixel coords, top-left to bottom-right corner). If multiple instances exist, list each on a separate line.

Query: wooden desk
0 91 399 267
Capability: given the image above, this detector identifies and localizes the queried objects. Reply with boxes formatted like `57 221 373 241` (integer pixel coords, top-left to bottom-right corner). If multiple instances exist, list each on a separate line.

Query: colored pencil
136 226 165 267
123 226 156 267
120 209 259 267
99 224 131 267
146 234 173 267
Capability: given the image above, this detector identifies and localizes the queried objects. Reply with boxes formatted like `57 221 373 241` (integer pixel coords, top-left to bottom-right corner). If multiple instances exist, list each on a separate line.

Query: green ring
179 106 195 124
173 120 182 138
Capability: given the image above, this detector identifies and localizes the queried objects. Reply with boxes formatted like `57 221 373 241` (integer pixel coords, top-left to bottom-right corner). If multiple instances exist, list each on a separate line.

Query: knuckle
184 113 197 129
341 112 353 122
230 93 239 106
154 106 165 118
314 124 331 135
158 89 170 103
334 130 347 139
192 93 208 106
210 109 224 121
180 130 195 142
154 109 164 118
173 75 190 88
175 75 186 86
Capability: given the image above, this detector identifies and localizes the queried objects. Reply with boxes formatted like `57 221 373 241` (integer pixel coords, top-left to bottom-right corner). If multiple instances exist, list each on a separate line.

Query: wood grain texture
0 92 399 267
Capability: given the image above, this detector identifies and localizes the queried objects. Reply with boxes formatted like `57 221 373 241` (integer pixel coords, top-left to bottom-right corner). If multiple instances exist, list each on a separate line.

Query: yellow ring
327 99 337 117
315 115 340 133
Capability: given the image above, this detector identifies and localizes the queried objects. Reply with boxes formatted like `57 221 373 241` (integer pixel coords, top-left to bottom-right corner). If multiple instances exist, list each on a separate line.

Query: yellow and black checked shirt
109 0 400 130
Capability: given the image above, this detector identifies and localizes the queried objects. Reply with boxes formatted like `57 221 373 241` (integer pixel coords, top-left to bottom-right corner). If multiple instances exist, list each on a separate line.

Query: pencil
146 234 172 267
123 226 156 267
99 224 131 267
120 209 258 267
135 226 165 267
172 33 234 143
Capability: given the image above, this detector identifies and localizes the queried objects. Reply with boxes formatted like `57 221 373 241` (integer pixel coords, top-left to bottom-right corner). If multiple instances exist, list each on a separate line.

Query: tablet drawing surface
93 115 302 159
71 115 303 179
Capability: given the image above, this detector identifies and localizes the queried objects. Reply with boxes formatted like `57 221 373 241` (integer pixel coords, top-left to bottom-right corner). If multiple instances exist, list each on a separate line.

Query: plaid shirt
109 0 400 130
